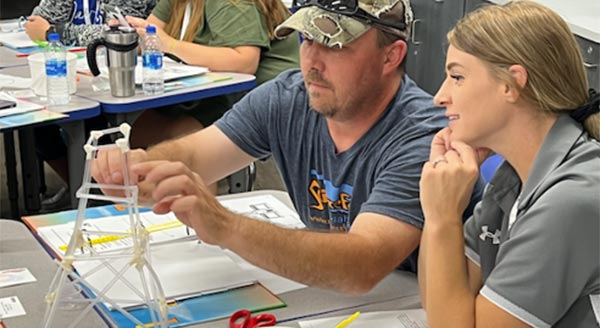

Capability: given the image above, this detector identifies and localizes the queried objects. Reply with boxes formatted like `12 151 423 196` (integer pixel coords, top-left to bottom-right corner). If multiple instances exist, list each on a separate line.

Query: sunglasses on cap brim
293 0 407 31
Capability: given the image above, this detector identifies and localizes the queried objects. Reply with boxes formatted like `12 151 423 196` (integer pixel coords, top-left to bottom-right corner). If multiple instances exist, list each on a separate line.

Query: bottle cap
48 33 60 42
146 25 157 34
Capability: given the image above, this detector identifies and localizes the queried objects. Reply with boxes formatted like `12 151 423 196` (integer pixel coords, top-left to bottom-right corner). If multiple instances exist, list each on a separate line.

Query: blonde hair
448 0 600 140
164 0 291 42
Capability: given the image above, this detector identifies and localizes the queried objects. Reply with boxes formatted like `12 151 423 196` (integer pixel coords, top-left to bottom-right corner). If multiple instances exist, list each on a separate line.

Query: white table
0 64 101 216
0 45 28 69
76 71 256 125
0 219 108 327
12 190 422 327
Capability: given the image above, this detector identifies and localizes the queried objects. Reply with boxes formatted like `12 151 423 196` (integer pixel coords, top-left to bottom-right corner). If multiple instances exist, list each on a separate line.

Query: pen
334 311 360 328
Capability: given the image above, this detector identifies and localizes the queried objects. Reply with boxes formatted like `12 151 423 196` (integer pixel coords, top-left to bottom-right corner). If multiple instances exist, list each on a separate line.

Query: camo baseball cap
275 0 413 48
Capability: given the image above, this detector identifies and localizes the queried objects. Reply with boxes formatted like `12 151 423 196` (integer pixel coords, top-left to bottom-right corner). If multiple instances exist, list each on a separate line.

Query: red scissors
229 309 277 328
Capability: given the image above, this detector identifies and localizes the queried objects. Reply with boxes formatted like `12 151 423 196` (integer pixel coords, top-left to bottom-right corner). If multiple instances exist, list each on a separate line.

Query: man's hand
23 16 50 41
91 148 149 200
131 161 234 245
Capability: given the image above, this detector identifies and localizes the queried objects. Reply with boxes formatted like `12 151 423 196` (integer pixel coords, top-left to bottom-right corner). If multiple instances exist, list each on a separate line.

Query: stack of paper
0 75 32 90
0 31 37 49
76 55 209 84
0 21 23 33
74 240 255 309
299 310 428 328
37 211 191 256
0 92 44 117
36 194 308 309
37 194 305 257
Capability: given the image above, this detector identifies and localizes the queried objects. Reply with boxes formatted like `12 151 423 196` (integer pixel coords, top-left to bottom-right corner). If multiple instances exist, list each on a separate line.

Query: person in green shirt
125 0 300 148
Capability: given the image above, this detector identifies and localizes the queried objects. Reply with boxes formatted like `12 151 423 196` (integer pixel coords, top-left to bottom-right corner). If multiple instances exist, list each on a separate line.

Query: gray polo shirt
464 114 600 327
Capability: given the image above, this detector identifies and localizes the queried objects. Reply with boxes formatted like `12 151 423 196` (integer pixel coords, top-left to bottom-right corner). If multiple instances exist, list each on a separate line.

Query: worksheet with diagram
37 194 305 256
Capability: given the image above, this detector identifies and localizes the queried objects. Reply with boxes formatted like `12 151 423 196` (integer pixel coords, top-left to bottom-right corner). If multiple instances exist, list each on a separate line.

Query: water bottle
142 25 164 95
45 33 70 105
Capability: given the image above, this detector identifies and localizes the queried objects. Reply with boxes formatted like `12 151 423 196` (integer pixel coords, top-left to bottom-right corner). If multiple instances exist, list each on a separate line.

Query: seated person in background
124 0 301 148
93 0 485 294
24 0 156 46
418 1 600 326
26 0 157 210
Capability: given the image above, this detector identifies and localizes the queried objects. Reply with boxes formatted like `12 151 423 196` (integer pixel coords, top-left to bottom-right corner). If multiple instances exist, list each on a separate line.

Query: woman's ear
504 64 528 103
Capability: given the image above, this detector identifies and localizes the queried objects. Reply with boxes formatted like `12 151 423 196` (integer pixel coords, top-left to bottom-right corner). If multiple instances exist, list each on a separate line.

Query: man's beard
305 69 337 118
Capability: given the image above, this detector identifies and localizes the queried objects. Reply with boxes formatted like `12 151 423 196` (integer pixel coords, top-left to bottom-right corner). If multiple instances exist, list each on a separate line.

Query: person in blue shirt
24 0 156 46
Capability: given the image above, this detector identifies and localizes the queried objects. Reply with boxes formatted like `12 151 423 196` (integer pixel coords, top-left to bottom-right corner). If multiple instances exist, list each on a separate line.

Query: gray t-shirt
216 69 484 271
464 114 600 327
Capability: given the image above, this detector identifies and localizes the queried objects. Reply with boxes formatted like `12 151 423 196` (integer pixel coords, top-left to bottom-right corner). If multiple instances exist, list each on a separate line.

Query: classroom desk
203 191 423 327
0 45 28 69
0 219 108 327
14 190 422 327
76 71 257 193
76 72 256 124
198 271 421 328
0 64 101 217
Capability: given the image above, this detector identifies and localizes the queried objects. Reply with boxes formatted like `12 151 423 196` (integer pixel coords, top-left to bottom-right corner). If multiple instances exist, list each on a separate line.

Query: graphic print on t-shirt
72 0 102 25
308 169 353 231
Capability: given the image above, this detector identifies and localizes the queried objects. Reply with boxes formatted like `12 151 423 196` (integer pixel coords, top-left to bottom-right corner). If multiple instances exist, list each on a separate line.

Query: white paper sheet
37 211 192 256
77 55 208 84
74 240 255 309
0 31 37 48
0 92 44 118
0 75 32 90
0 268 37 288
220 194 306 229
0 296 26 319
299 310 428 328
0 21 23 33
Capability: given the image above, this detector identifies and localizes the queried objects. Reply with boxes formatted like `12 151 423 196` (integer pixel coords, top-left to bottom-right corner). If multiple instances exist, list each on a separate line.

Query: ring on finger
432 158 448 168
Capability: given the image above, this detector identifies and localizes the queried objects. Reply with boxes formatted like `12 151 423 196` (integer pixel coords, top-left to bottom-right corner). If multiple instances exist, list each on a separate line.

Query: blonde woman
418 1 599 327
126 0 300 148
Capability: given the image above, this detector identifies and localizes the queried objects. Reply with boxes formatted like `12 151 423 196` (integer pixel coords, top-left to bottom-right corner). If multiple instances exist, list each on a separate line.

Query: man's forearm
146 138 194 166
222 213 416 295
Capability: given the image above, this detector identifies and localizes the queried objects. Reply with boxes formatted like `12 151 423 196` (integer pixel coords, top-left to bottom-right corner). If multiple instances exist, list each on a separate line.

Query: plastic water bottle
45 33 70 105
142 25 164 95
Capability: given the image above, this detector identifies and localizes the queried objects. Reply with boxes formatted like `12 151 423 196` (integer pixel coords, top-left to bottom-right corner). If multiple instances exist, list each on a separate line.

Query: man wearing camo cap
92 0 484 294
276 0 413 48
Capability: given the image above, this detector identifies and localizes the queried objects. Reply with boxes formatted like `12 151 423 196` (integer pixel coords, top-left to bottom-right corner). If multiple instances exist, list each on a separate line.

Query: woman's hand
126 16 175 48
419 129 484 224
23 16 50 41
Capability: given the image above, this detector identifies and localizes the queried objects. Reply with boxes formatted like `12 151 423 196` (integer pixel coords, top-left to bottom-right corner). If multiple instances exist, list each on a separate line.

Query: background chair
227 163 256 193
480 154 504 183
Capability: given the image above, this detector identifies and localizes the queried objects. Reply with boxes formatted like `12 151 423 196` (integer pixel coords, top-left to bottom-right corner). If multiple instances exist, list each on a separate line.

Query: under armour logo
479 226 501 244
